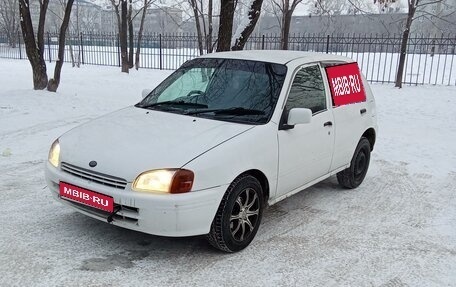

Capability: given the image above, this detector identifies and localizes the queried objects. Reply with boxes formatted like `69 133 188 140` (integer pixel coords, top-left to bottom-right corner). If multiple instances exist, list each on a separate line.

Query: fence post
47 31 52 63
80 32 85 65
17 31 22 59
117 33 121 67
159 33 163 70
326 34 330 54
262 35 265 50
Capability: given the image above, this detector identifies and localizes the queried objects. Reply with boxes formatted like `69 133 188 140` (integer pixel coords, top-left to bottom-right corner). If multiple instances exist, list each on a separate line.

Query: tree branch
416 0 443 7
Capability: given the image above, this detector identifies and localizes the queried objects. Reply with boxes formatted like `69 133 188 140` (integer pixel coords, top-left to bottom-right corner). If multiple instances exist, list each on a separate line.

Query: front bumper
45 162 228 237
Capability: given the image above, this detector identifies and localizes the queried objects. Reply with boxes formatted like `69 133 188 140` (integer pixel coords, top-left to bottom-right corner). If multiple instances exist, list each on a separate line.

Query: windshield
137 58 287 124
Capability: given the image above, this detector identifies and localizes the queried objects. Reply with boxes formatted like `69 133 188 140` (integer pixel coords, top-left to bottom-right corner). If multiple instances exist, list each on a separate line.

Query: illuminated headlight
48 139 60 168
132 169 194 194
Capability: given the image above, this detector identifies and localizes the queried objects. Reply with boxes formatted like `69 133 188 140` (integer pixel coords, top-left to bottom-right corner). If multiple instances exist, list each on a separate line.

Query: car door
322 61 370 171
276 64 335 197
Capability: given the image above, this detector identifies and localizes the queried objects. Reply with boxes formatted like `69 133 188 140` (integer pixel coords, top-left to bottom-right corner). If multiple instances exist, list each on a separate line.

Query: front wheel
337 137 371 189
207 175 264 252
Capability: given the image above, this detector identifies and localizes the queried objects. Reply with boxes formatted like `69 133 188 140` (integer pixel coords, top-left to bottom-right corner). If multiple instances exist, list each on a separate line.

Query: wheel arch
237 169 270 205
362 128 376 151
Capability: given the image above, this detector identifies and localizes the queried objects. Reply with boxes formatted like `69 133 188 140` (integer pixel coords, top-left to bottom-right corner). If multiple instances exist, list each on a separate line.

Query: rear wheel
207 175 264 252
337 137 371 189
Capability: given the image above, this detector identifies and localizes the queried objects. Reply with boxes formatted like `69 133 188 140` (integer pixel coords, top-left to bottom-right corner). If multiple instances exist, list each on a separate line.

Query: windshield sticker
325 63 366 106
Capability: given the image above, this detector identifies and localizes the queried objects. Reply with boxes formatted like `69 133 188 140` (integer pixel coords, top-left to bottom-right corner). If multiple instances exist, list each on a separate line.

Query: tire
206 175 264 252
337 137 371 189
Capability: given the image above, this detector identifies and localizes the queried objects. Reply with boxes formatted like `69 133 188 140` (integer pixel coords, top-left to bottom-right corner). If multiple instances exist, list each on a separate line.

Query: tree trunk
395 3 415 88
18 0 48 90
231 0 264 51
128 0 134 69
128 20 134 68
2 0 19 48
190 0 204 55
216 0 235 52
199 0 207 53
135 0 148 70
68 34 78 68
120 0 129 73
207 0 213 53
74 0 81 68
281 10 292 50
47 0 74 92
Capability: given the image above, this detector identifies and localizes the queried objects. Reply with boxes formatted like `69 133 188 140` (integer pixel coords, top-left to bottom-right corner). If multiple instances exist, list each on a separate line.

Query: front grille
61 162 127 189
63 198 139 224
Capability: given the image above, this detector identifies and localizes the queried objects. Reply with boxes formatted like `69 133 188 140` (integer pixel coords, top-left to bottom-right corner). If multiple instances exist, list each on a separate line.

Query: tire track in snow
0 116 93 141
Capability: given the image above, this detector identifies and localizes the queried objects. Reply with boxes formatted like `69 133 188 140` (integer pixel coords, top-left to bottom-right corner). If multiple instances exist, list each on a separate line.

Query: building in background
29 0 102 32
254 2 455 37
138 7 183 34
101 4 183 34
27 0 182 34
16 0 456 37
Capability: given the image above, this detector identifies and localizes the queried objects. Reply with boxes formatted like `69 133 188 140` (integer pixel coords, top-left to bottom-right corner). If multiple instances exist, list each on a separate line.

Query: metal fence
1 32 455 85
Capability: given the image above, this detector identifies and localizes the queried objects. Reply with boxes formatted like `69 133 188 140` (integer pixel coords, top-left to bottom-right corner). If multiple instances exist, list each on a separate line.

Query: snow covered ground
0 59 455 286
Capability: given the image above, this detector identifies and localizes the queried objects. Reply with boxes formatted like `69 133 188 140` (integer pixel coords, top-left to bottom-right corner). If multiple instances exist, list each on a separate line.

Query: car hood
59 106 253 182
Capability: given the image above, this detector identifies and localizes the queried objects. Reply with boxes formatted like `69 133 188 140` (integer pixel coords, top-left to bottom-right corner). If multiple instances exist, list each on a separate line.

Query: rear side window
285 65 326 114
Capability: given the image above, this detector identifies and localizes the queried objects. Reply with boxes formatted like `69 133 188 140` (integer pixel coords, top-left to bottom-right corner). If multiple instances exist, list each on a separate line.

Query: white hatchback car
45 51 377 252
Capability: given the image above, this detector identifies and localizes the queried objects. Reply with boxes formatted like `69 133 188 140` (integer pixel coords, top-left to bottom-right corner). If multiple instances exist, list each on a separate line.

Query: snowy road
1 59 455 286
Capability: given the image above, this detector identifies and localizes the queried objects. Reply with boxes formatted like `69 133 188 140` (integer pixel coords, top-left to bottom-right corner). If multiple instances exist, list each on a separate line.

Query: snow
1 58 456 286
231 0 256 47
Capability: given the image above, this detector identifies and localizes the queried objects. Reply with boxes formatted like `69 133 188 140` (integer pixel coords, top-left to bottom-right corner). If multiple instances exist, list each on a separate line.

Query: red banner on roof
325 62 366 106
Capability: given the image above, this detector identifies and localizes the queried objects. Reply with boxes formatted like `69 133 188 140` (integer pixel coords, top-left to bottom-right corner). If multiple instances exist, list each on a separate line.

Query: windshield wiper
137 100 208 109
186 107 265 116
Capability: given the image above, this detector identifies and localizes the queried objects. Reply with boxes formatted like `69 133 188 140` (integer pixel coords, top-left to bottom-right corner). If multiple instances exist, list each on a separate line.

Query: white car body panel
183 122 279 196
45 51 378 237
59 106 252 183
277 110 335 196
318 61 377 172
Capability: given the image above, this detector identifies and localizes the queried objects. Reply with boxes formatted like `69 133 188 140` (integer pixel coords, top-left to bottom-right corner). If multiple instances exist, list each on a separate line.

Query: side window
285 65 327 114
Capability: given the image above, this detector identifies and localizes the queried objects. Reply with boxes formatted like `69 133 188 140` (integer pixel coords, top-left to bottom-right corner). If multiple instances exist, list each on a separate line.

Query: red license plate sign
59 182 114 212
326 62 366 106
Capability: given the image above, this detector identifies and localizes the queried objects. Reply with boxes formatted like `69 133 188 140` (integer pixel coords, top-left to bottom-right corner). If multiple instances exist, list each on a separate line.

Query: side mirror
287 108 312 126
141 89 152 99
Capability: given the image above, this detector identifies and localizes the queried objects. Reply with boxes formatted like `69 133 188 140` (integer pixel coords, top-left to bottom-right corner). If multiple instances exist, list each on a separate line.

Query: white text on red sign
331 74 362 97
63 186 110 207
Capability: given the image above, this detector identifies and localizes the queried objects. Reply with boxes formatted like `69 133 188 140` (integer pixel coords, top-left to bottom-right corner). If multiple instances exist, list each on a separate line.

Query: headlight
48 139 60 168
132 169 194 194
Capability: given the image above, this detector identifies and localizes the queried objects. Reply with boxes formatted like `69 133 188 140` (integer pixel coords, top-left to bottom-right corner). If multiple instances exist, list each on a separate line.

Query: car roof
198 50 354 65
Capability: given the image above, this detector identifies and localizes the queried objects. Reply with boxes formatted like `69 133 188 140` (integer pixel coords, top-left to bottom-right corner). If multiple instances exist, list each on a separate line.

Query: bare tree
185 0 214 54
207 0 214 52
0 0 20 47
181 0 262 52
376 0 450 88
128 0 135 68
48 0 75 92
77 4 102 31
110 0 130 73
231 0 264 50
71 0 81 68
19 0 49 90
110 0 150 72
270 0 304 50
217 0 237 51
135 0 154 69
188 0 204 54
19 0 74 91
48 0 81 68
313 0 350 15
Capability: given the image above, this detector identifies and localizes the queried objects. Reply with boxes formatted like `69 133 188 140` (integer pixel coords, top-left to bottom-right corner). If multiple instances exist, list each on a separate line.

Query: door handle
324 121 332 127
360 108 367 115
